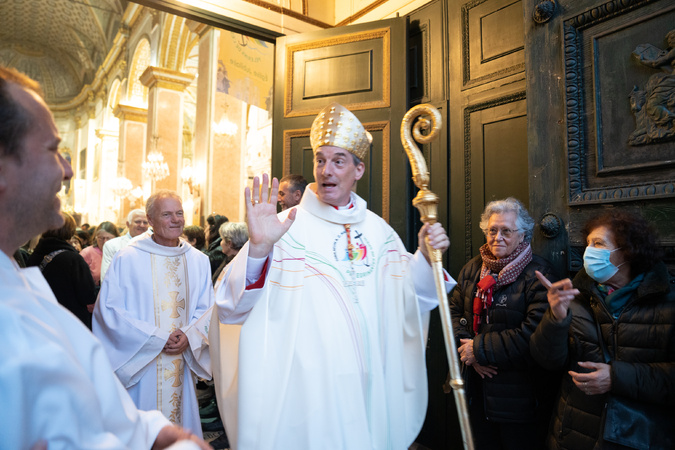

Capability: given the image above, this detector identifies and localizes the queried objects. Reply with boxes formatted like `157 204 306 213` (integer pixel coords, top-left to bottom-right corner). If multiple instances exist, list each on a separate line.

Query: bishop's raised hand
246 174 296 258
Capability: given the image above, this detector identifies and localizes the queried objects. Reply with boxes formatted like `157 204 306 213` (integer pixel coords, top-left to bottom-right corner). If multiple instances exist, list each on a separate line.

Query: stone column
96 128 120 223
113 104 147 221
140 66 195 193
188 21 216 225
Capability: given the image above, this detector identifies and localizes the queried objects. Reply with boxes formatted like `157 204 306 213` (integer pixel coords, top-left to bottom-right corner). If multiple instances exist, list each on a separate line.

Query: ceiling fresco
0 0 127 103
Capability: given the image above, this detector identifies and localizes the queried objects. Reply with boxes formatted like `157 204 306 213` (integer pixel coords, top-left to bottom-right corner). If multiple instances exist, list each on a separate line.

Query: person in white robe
100 208 149 281
94 191 214 438
0 65 209 449
212 102 456 450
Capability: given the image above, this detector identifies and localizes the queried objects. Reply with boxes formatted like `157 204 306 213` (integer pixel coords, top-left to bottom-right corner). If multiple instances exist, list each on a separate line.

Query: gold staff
400 104 474 450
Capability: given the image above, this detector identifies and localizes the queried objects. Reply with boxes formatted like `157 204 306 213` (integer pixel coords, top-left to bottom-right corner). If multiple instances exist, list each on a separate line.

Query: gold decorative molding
139 66 195 91
336 0 390 27
185 19 212 37
282 128 311 175
113 103 149 123
95 128 119 140
241 0 331 29
284 27 391 118
365 121 391 222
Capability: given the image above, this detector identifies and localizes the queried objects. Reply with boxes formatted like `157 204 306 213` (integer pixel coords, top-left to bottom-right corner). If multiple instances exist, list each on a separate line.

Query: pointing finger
535 270 553 290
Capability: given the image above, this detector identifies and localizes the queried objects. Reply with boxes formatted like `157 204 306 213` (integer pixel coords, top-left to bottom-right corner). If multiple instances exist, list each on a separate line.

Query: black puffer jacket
450 254 559 423
530 262 675 450
27 237 97 329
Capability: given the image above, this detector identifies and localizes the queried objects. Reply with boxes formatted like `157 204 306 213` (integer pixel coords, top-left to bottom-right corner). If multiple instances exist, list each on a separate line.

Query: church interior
2 0 673 448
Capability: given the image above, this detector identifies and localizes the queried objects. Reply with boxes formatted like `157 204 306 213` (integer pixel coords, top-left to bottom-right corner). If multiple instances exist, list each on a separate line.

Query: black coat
530 262 675 450
27 237 97 329
449 254 559 423
206 237 226 276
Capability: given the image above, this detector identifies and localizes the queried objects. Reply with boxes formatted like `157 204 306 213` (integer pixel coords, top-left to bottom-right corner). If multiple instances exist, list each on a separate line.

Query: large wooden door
272 18 413 242
415 1 675 449
525 0 675 274
408 1 531 447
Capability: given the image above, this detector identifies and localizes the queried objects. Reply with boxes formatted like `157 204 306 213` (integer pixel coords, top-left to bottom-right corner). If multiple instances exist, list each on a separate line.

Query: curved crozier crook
400 104 442 190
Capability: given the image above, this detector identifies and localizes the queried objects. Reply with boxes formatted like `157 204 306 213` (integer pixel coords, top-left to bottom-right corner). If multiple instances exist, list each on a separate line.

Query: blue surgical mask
583 246 624 283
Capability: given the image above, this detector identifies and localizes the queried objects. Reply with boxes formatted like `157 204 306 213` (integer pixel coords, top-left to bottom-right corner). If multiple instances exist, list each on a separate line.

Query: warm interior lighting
143 151 170 182
213 118 238 136
111 176 133 197
181 164 200 196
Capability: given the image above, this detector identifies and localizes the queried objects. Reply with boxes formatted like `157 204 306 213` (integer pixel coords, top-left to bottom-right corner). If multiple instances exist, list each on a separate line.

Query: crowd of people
1 65 673 450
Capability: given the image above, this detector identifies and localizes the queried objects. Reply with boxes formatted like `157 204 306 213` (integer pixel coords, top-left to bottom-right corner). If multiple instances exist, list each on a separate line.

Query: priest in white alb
211 103 457 449
100 208 149 281
94 190 214 438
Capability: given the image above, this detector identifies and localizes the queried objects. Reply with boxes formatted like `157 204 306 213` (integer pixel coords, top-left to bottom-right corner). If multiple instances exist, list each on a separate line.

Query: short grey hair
127 208 146 223
479 197 534 242
219 222 249 250
146 190 181 220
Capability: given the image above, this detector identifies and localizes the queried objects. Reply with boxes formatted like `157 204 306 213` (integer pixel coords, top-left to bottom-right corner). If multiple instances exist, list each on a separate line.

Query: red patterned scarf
472 241 532 333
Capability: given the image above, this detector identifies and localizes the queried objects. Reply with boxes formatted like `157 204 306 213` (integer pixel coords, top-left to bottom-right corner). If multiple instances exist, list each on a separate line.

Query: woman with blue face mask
530 211 675 450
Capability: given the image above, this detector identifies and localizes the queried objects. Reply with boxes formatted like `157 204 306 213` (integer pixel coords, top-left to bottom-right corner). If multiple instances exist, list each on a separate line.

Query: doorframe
132 0 285 42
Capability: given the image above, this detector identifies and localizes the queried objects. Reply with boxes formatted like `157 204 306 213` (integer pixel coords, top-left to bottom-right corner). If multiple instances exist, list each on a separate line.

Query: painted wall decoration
218 31 274 113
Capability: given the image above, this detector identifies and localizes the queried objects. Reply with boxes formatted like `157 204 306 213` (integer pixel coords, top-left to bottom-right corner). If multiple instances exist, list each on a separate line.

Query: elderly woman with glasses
449 197 559 450
530 210 675 450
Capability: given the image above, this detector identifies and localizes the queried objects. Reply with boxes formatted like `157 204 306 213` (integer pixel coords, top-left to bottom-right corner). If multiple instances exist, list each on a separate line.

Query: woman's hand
246 174 296 258
473 362 498 379
458 338 477 365
535 271 580 321
569 361 612 395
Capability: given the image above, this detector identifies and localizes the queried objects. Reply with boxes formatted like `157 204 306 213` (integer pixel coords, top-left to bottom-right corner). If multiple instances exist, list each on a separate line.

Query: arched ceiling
0 0 127 103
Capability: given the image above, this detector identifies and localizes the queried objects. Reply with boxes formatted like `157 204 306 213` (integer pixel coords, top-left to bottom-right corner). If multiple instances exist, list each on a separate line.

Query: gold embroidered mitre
310 103 372 161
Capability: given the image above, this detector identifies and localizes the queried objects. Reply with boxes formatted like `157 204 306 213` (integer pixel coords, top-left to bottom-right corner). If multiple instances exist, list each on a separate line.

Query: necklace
343 224 364 301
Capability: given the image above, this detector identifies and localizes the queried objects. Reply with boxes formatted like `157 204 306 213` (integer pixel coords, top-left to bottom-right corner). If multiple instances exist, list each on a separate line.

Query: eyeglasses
486 228 519 238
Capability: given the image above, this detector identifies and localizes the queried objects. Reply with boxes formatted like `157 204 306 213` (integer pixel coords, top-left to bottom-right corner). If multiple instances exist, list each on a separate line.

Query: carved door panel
272 18 412 241
525 0 675 274
409 0 530 448
445 0 530 274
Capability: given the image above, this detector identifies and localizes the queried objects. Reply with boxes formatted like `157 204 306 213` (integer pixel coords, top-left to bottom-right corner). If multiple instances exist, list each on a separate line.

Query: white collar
129 233 191 257
299 183 367 225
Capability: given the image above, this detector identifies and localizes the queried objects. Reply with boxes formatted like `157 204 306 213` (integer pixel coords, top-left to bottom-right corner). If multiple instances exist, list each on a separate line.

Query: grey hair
127 208 146 223
479 197 534 242
219 222 249 250
146 190 181 219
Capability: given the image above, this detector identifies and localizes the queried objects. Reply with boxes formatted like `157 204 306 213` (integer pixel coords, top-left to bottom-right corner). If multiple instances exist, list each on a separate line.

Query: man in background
0 66 209 449
100 208 149 281
277 173 307 210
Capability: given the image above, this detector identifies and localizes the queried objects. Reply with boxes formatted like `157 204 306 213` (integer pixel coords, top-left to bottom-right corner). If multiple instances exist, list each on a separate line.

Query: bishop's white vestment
0 250 172 449
212 186 456 450
93 235 213 438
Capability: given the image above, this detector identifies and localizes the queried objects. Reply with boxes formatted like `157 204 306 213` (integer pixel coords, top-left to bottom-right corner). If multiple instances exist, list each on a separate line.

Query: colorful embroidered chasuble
211 185 455 450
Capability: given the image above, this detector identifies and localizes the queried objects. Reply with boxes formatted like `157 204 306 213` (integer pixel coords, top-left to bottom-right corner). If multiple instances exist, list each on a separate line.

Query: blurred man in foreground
0 66 210 449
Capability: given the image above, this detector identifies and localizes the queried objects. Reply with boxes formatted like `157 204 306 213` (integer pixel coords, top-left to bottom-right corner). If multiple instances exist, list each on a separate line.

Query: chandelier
111 176 133 197
143 151 170 182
